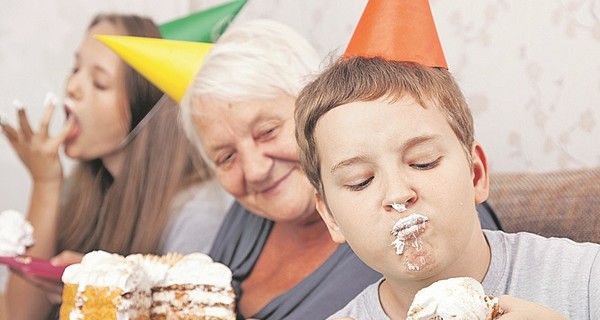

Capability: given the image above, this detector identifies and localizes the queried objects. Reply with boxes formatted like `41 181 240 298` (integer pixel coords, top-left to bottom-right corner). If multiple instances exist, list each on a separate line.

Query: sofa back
488 167 600 244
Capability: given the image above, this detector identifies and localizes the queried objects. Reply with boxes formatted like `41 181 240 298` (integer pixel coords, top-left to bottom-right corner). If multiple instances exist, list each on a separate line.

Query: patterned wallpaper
198 0 600 173
1 0 599 289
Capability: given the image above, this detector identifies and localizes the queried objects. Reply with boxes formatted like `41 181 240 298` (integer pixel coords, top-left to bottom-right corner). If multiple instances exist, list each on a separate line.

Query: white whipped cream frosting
162 253 232 288
63 251 233 291
62 250 151 292
390 213 428 255
406 277 498 320
0 209 35 256
125 253 171 286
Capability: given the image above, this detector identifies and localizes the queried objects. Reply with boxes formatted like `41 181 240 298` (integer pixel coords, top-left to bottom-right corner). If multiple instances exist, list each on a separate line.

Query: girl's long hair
56 14 211 255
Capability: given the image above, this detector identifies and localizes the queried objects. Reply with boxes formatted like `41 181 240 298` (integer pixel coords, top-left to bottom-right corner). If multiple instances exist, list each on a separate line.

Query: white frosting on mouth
390 213 428 255
0 210 35 256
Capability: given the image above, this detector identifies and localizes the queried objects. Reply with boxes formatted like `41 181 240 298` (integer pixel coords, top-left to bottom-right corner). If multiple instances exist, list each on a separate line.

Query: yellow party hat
95 35 212 102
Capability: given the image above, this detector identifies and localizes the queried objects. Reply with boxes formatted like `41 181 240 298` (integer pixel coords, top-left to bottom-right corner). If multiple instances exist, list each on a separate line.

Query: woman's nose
241 145 273 184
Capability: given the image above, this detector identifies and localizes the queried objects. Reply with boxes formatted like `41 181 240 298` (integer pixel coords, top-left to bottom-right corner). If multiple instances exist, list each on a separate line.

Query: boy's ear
470 141 490 204
315 192 347 244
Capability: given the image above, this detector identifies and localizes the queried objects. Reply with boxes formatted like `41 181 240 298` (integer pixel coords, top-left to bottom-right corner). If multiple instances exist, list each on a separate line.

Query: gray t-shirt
160 178 233 255
328 230 600 319
209 201 382 320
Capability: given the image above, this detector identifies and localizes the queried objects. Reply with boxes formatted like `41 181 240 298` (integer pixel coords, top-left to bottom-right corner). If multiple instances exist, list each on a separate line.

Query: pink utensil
0 255 67 280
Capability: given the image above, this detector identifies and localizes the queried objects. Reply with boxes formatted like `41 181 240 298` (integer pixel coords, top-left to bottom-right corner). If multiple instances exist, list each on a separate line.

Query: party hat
344 0 447 69
96 35 212 102
159 0 247 42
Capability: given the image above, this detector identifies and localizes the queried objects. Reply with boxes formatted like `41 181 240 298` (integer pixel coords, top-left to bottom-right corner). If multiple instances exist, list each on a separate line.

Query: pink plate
0 255 67 280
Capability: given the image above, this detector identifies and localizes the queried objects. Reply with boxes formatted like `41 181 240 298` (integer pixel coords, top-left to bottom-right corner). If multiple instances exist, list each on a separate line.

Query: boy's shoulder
326 278 388 320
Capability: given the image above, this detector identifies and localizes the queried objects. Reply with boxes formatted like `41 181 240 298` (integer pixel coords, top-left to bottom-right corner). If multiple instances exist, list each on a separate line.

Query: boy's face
314 96 488 279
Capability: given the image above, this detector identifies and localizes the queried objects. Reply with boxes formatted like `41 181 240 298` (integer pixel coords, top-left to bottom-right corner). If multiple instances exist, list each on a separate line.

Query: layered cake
406 277 499 320
0 209 35 256
151 253 235 319
59 251 235 320
60 251 153 320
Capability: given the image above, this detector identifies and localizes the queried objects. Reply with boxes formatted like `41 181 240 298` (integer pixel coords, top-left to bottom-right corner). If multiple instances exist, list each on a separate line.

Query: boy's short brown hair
295 56 474 195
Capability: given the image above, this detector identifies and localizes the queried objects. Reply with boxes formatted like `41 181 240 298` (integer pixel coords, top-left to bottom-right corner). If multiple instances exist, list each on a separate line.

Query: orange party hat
96 35 212 102
344 0 447 69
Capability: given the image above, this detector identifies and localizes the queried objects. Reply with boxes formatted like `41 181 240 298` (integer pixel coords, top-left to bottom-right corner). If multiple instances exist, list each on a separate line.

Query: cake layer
151 284 235 320
60 284 152 320
60 251 236 319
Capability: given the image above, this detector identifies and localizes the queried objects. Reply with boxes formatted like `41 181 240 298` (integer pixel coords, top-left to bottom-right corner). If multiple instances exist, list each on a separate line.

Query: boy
295 0 599 318
294 56 599 319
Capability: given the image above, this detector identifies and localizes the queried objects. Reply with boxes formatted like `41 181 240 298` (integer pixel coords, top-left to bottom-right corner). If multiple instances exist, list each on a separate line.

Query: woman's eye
411 157 442 170
215 152 236 167
346 176 373 191
257 127 278 141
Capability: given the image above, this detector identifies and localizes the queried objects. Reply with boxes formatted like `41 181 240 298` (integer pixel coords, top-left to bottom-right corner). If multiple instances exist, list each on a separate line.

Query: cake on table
406 277 500 320
59 251 235 320
60 251 153 320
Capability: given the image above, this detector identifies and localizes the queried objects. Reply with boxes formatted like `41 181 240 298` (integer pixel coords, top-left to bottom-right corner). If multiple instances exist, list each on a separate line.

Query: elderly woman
178 20 382 319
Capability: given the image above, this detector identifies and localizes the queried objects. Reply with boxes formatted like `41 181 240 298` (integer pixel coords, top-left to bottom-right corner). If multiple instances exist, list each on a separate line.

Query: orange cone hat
96 35 212 102
344 0 447 69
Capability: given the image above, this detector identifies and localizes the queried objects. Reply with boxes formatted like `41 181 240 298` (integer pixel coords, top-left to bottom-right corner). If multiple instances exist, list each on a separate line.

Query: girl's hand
9 250 82 305
0 94 74 183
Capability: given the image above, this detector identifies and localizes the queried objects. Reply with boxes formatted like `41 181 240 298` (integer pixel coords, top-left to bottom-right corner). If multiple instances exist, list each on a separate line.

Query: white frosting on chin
62 251 151 292
163 253 232 288
0 210 35 256
406 277 498 320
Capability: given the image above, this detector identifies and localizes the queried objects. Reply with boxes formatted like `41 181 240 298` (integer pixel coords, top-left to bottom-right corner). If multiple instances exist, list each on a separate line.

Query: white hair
180 19 322 167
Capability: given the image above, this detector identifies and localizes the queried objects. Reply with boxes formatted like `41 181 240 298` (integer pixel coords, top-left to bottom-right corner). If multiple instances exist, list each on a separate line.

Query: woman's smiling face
192 93 316 222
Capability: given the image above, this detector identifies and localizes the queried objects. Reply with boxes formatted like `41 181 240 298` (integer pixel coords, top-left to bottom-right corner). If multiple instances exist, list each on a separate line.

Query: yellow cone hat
96 35 212 102
344 0 447 69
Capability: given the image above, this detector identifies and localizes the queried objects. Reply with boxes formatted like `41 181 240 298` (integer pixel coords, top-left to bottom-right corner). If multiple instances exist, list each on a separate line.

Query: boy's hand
497 295 566 319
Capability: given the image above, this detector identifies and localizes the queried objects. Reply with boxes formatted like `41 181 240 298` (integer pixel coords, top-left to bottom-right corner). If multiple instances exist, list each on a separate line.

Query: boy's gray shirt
328 230 600 319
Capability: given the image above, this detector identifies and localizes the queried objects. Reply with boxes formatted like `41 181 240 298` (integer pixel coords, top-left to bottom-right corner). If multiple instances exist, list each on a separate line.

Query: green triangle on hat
96 35 213 102
159 0 247 43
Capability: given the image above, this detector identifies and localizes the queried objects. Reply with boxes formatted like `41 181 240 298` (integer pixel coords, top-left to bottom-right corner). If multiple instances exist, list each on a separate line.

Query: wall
1 0 599 290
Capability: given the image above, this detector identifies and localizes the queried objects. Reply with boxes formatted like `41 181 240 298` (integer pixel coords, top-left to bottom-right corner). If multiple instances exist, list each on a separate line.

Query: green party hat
159 0 247 42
